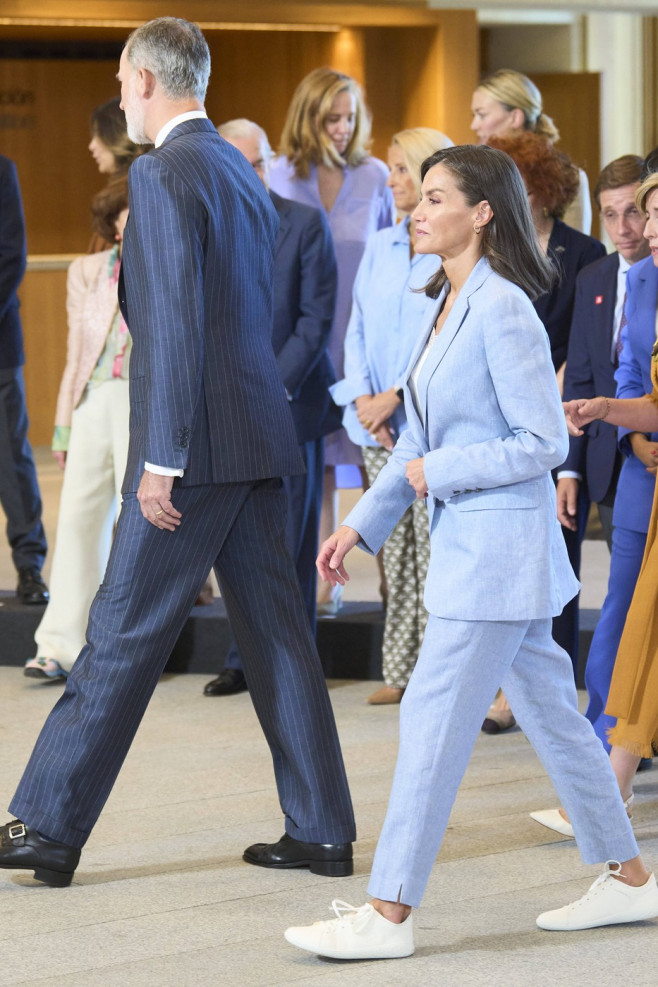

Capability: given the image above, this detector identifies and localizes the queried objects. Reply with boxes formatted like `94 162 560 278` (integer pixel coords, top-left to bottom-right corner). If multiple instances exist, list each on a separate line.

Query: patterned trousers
363 445 430 688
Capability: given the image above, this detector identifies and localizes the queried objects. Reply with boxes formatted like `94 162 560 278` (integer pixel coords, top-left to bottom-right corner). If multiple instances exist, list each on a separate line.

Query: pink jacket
54 249 121 428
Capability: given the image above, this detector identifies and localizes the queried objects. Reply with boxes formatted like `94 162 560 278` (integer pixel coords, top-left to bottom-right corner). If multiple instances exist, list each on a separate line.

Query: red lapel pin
595 295 603 305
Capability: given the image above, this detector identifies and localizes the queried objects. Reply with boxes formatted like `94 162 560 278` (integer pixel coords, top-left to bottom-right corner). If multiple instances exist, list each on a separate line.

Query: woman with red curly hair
481 131 605 729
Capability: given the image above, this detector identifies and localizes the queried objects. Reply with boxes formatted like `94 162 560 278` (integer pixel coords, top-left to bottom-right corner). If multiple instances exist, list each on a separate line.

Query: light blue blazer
344 257 579 621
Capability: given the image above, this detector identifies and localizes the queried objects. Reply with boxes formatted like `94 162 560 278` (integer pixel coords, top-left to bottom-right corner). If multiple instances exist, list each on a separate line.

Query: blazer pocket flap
130 375 147 403
454 480 540 511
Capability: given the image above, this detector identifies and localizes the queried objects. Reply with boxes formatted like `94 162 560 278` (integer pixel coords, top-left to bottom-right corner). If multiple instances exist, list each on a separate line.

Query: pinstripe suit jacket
118 118 303 492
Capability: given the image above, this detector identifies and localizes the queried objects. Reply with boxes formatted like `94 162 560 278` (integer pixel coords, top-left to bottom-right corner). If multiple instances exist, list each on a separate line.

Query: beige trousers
34 379 130 670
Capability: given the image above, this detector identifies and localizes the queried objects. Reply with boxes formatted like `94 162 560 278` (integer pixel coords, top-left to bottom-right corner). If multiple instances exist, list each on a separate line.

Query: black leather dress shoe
203 668 247 696
0 820 80 886
243 833 353 877
17 569 49 605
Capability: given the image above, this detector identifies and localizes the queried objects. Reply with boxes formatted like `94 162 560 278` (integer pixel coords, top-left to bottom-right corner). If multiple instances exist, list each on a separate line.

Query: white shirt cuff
145 461 184 477
556 471 581 481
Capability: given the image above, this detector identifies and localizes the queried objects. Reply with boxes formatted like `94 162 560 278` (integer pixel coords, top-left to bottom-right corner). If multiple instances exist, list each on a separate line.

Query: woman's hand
562 397 608 435
405 457 428 498
356 388 402 433
630 433 658 472
52 450 67 470
372 422 395 452
316 525 360 586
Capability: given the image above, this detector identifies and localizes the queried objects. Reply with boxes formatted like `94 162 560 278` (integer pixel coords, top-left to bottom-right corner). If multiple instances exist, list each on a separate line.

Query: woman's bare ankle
371 898 412 924
614 857 651 888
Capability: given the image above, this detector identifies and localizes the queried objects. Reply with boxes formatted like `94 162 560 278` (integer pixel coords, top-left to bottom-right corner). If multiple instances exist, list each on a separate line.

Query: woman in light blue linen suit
285 145 657 961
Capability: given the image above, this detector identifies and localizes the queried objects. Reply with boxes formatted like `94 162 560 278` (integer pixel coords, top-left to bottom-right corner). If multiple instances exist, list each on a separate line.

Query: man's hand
405 457 428 498
316 525 360 585
629 432 658 472
137 471 182 530
563 397 608 435
52 450 67 470
556 477 579 531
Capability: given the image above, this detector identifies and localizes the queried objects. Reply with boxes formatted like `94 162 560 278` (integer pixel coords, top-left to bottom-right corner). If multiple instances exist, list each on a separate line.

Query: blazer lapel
407 257 491 429
271 191 292 252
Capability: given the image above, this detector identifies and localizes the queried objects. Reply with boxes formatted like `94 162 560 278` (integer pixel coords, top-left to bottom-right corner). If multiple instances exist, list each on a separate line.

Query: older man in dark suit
204 119 339 697
0 155 48 605
0 17 354 888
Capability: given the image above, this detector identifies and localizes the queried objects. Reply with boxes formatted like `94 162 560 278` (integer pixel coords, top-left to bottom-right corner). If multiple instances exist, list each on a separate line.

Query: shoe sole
284 929 414 958
537 907 658 931
0 862 74 887
23 668 67 681
243 852 353 877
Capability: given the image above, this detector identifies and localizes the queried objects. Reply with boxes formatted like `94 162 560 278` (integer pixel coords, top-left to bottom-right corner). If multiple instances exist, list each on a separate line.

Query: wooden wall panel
0 59 121 255
533 72 601 237
19 267 70 445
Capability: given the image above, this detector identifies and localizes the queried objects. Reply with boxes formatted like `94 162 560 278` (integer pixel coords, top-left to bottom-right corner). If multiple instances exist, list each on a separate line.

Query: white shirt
145 110 208 477
154 109 207 148
409 327 438 421
610 254 631 362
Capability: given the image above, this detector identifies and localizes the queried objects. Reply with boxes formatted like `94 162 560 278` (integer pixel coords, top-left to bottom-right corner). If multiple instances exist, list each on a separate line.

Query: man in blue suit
0 155 49 605
204 118 339 697
559 154 655 753
558 154 649 547
0 17 355 887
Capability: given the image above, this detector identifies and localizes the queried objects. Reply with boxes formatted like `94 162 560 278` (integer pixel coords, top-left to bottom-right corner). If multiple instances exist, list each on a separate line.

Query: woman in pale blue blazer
285 145 657 961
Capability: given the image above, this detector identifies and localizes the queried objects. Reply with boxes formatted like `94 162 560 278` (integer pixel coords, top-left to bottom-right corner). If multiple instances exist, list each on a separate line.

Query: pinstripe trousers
368 616 639 909
10 478 355 849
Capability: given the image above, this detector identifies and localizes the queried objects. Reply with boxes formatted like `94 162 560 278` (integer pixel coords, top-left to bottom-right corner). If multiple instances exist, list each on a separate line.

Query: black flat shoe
0 820 80 887
17 569 49 605
203 668 247 696
243 832 353 877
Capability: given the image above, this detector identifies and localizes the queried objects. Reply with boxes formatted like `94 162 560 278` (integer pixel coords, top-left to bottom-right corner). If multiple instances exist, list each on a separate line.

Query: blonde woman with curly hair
270 68 395 612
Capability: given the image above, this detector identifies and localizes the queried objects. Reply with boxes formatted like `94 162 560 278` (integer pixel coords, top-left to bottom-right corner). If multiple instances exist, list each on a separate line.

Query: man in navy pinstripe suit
0 17 355 888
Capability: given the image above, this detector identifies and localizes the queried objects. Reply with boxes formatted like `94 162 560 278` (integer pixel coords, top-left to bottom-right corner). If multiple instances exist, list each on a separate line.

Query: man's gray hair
217 118 272 157
125 17 210 102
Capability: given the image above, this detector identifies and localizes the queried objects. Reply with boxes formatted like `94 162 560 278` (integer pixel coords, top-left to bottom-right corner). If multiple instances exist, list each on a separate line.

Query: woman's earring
473 225 481 235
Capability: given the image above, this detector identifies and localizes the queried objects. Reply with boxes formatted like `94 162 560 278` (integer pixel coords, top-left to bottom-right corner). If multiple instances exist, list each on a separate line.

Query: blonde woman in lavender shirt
269 67 394 612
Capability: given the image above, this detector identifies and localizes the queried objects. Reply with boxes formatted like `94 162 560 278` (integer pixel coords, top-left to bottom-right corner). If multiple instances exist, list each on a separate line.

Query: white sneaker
530 794 634 841
537 861 658 931
284 899 414 959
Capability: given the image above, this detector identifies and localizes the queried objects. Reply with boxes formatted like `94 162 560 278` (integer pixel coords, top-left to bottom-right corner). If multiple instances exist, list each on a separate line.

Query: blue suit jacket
561 251 621 502
344 258 578 621
270 190 340 444
612 254 658 533
119 119 303 491
0 155 26 369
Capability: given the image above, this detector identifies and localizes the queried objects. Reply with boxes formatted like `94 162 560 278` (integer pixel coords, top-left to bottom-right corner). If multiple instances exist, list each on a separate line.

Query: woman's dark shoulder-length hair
91 173 129 244
421 144 554 302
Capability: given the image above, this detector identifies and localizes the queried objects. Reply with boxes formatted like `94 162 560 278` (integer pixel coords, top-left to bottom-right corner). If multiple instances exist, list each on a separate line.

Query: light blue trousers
368 616 639 908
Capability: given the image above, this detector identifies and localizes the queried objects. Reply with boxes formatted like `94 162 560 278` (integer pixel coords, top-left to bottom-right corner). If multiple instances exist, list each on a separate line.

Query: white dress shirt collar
154 110 208 148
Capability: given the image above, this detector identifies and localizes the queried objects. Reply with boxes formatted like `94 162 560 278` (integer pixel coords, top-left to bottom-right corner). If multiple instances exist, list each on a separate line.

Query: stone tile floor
1 672 657 986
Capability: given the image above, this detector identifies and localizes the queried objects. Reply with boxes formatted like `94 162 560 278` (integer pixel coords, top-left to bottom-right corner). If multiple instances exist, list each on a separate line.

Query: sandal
24 657 68 681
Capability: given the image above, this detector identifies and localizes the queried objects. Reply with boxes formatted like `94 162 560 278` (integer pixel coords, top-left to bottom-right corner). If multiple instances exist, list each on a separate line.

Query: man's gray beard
126 116 148 145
